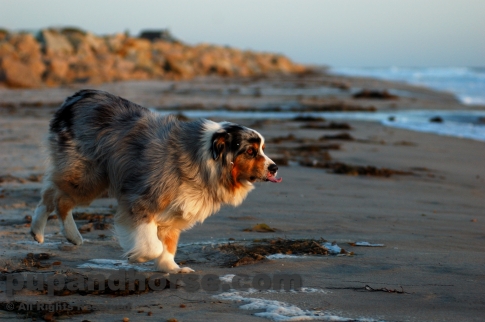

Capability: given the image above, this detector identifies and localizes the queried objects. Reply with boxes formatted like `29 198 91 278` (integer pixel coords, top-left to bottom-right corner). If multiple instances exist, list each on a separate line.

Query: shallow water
155 109 485 142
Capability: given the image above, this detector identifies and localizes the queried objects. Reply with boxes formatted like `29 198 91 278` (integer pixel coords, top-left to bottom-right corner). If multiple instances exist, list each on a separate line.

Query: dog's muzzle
266 163 282 183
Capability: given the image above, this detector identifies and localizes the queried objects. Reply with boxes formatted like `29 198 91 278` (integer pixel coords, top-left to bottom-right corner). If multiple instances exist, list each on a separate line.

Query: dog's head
210 123 282 186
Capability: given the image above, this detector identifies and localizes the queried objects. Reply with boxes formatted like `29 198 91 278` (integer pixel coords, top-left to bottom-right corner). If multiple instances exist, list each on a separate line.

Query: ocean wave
331 67 485 106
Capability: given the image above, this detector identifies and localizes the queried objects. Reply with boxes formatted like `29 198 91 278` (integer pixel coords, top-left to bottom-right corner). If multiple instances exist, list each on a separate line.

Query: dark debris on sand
301 122 353 130
266 131 412 177
299 102 376 112
0 173 43 184
292 115 325 122
73 212 114 231
219 238 330 267
353 89 398 100
320 133 355 141
267 133 297 144
300 160 413 177
294 144 341 152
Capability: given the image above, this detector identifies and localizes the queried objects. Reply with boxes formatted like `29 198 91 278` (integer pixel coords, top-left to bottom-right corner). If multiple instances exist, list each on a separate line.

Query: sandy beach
1 72 484 321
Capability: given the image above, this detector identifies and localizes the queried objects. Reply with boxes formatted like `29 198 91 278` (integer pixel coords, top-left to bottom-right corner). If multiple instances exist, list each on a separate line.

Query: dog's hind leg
31 186 56 243
155 228 194 274
56 194 83 245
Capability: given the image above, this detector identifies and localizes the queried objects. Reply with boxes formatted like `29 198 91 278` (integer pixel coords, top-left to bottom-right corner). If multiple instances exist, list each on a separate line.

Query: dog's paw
171 266 195 274
30 230 44 244
63 231 83 246
155 261 194 274
66 235 84 246
61 216 83 245
63 228 83 245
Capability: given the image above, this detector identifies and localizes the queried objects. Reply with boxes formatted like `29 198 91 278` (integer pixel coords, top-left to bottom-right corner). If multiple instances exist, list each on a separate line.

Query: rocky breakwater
0 28 307 88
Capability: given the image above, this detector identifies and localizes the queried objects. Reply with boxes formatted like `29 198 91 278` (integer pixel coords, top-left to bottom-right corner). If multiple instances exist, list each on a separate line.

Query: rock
104 33 127 53
0 55 42 88
0 41 17 57
43 57 69 85
38 29 74 56
353 89 398 99
0 27 308 88
164 55 195 79
113 57 135 80
9 33 45 77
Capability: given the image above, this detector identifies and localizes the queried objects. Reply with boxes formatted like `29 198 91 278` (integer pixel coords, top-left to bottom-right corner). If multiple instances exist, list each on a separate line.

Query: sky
1 0 484 67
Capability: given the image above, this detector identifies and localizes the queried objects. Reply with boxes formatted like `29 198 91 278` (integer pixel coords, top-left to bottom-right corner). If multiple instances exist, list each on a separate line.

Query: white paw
171 266 195 274
63 227 83 245
60 213 83 245
155 261 195 274
30 230 44 244
31 205 49 243
65 234 83 245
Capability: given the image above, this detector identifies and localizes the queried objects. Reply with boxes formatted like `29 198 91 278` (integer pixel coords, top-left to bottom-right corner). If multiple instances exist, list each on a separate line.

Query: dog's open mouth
266 172 282 183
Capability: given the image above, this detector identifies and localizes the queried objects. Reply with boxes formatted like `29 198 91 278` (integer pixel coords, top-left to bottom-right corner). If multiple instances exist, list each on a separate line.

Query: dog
30 89 282 273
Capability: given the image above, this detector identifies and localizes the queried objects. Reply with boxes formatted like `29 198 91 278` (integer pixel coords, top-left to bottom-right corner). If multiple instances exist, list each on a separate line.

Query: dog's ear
211 130 229 160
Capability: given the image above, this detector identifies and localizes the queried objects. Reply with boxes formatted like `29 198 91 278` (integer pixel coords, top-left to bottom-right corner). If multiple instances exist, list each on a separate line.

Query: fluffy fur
30 89 281 273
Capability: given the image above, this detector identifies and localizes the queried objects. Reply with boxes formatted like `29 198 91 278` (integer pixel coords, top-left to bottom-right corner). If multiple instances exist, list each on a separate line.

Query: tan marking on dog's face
231 141 269 186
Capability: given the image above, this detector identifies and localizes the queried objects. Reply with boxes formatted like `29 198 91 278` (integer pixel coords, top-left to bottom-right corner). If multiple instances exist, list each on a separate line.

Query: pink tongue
267 176 282 183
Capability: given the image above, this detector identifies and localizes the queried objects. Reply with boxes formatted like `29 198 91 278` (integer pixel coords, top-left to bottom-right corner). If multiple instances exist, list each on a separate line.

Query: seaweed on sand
300 160 413 177
219 238 330 267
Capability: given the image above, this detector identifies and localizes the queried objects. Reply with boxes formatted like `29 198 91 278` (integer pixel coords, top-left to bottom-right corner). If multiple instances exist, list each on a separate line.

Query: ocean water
154 67 485 142
328 67 485 141
157 109 485 142
330 67 485 106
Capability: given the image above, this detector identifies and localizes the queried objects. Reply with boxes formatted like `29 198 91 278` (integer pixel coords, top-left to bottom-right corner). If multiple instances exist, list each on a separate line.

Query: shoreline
1 73 484 321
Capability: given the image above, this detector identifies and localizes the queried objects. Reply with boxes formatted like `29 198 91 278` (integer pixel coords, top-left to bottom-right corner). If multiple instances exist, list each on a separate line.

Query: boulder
43 57 69 85
38 29 74 56
9 33 45 77
0 41 17 57
112 57 135 81
163 55 195 79
104 33 129 53
0 55 42 88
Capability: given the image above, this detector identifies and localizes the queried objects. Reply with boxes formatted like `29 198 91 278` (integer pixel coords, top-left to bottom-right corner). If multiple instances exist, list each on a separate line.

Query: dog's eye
247 148 254 155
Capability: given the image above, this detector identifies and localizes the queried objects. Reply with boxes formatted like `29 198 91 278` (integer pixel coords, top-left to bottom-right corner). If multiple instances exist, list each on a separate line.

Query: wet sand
1 73 484 321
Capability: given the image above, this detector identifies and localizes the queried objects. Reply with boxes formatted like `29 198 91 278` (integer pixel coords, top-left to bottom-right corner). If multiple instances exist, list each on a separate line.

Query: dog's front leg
155 228 194 274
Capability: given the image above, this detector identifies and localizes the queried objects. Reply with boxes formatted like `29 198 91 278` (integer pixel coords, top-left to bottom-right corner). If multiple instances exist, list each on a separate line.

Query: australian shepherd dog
30 90 281 273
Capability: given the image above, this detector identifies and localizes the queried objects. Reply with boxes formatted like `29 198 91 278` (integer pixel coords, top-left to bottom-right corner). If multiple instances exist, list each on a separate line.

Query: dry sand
0 74 484 321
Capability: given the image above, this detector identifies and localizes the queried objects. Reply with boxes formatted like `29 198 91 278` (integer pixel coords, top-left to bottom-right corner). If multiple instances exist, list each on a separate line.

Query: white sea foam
322 242 342 255
77 258 154 271
178 239 228 248
214 288 377 321
266 254 304 259
354 242 385 247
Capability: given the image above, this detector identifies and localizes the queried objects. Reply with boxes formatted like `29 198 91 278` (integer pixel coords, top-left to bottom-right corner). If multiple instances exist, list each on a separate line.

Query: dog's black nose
268 163 278 174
